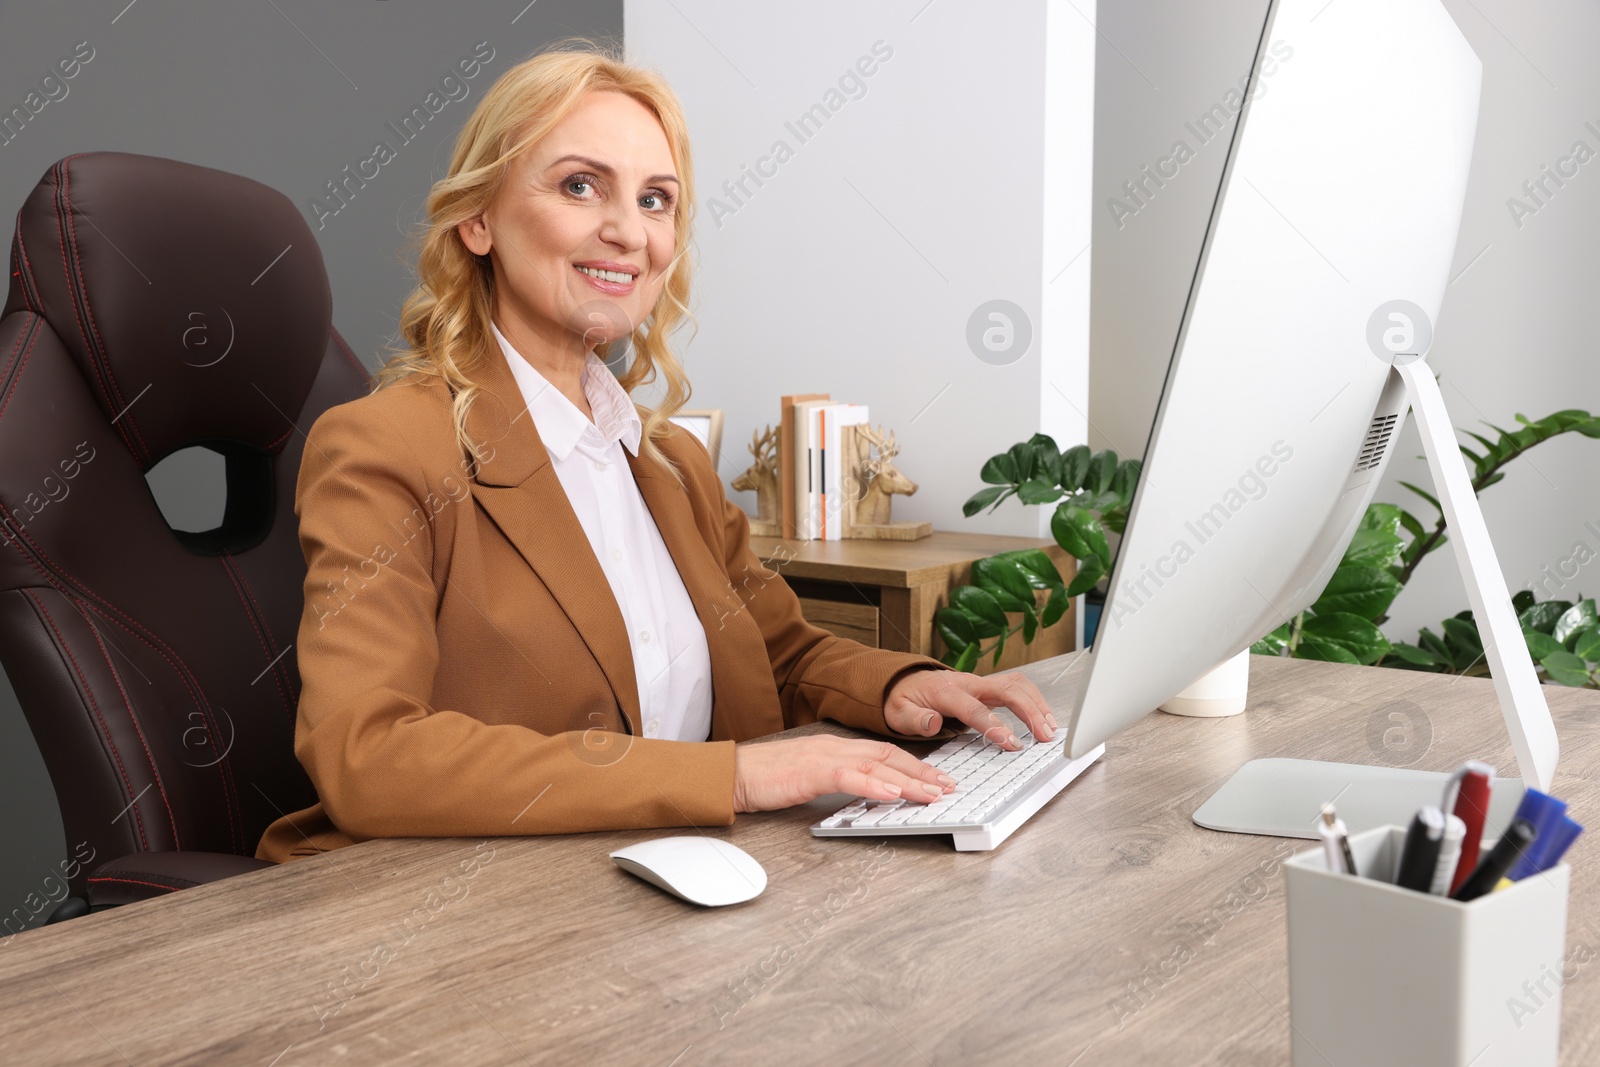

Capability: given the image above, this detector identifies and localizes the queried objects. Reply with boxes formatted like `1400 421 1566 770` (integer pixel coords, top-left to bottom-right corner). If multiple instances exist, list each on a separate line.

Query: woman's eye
565 177 595 198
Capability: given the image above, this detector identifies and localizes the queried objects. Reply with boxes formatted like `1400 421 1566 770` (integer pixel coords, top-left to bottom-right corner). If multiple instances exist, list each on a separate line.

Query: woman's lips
573 264 636 294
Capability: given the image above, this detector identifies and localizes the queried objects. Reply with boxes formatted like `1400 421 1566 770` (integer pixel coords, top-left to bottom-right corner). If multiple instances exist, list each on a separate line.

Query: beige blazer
256 344 950 862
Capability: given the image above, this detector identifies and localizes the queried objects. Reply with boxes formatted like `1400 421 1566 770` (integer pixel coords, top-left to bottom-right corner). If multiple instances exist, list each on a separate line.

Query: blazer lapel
461 338 779 744
464 344 643 733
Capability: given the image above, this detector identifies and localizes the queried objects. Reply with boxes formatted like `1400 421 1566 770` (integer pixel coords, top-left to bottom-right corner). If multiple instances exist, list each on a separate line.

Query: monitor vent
1354 413 1398 472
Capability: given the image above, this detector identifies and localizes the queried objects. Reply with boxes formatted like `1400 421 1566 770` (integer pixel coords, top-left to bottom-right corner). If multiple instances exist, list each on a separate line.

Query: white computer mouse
608 836 767 906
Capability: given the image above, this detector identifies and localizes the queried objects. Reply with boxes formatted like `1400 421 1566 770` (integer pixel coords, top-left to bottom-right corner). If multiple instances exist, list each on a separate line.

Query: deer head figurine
852 423 917 527
730 424 781 527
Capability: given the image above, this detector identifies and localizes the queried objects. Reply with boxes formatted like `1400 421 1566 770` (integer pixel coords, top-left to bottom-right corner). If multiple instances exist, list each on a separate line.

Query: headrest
5 151 333 467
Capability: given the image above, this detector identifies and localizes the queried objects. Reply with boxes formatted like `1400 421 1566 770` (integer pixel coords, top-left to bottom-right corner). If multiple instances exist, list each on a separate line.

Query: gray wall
1089 0 1600 642
0 0 621 930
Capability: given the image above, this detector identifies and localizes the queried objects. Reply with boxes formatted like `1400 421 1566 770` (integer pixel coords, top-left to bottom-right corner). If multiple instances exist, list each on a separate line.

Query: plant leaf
972 556 1037 612
1512 589 1538 616
1027 435 1063 486
1520 600 1573 635
1385 642 1451 669
1540 649 1593 687
1022 602 1038 643
1553 599 1598 646
1041 586 1069 627
1523 628 1565 661
1064 554 1105 598
1007 441 1037 484
1574 626 1600 664
1360 503 1405 537
1017 479 1065 505
998 548 1064 592
1086 449 1118 494
1297 612 1391 664
934 607 977 652
950 586 1007 637
1441 616 1484 669
962 485 1009 517
1251 623 1291 656
1341 528 1406 569
1059 445 1091 491
979 453 1019 486
1110 458 1141 508
1418 627 1452 662
952 642 980 673
1051 503 1112 572
1310 564 1403 620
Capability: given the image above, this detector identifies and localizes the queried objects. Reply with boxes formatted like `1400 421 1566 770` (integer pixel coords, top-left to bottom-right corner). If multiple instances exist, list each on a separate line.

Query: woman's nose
598 198 648 250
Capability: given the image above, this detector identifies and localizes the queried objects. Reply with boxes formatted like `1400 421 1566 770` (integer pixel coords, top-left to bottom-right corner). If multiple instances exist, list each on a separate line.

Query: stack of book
779 393 870 541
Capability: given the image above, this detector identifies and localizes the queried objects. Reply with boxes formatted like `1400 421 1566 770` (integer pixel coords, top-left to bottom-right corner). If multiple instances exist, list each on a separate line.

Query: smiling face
458 89 680 358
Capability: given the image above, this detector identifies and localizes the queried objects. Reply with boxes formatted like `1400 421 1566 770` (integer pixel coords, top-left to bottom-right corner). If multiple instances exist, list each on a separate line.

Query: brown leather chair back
0 151 369 896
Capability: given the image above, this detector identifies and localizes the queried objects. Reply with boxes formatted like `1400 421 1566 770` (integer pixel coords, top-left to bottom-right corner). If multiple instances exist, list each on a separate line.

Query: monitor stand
1195 358 1560 836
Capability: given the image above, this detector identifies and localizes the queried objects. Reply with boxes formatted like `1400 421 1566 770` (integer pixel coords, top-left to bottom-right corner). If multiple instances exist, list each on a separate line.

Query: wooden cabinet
747 530 1076 675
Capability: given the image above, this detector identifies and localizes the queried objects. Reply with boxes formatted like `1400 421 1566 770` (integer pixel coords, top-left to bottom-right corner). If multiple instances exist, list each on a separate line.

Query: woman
256 43 1056 863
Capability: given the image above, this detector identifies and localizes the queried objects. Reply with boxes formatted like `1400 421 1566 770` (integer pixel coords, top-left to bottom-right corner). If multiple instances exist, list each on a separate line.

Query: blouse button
646 718 660 737
639 628 652 644
611 547 623 561
594 458 608 471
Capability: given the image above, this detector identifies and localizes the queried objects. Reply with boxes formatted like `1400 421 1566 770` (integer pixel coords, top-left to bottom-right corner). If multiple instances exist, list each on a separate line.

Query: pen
1531 815 1584 875
1453 818 1538 902
1395 805 1445 892
1427 813 1467 896
1505 789 1568 882
1318 803 1354 875
1443 761 1494 895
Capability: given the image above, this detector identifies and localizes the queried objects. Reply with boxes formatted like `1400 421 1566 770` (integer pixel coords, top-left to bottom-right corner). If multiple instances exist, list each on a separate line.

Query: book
821 404 869 540
779 393 827 539
791 398 831 539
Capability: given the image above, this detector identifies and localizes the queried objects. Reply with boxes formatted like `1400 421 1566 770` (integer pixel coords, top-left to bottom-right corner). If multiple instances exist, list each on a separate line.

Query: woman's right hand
732 735 957 813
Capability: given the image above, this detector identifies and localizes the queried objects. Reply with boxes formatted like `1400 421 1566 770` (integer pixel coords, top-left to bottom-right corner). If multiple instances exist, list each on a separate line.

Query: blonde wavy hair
371 38 696 486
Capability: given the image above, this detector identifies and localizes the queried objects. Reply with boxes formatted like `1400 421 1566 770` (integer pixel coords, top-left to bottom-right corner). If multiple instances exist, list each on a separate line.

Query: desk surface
4 656 1598 1065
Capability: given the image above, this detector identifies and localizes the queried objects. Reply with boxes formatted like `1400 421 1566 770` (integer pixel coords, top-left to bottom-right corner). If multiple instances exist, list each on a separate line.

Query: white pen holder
1285 825 1570 1067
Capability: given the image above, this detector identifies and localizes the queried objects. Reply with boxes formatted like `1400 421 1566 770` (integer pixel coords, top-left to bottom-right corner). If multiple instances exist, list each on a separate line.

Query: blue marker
1530 815 1584 876
1506 789 1568 882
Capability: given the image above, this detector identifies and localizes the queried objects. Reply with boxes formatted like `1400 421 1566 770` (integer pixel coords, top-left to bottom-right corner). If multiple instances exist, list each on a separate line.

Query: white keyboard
809 710 1106 851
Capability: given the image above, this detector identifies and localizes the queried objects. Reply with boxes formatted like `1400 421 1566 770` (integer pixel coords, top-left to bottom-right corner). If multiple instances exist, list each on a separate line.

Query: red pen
1443 761 1494 896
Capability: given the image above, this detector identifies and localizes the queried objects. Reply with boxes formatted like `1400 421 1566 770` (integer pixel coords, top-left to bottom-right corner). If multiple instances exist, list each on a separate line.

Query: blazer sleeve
707 456 960 740
289 403 737 842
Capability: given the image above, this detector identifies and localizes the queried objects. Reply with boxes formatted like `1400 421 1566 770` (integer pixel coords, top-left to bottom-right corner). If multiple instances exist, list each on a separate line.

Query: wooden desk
3 657 1598 1065
748 530 1076 673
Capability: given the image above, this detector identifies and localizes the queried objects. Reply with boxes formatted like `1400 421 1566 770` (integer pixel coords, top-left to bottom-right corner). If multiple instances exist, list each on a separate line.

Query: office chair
0 151 370 920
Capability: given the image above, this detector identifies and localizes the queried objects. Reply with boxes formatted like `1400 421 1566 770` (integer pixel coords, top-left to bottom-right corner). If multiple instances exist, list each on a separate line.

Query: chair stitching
62 156 149 460
72 593 182 848
50 159 133 459
0 517 242 852
23 589 149 851
86 875 193 891
215 554 295 716
0 316 42 422
14 219 41 312
332 330 369 380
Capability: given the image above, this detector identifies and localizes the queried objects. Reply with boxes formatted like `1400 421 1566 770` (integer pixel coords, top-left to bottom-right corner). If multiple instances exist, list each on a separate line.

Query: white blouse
492 321 714 742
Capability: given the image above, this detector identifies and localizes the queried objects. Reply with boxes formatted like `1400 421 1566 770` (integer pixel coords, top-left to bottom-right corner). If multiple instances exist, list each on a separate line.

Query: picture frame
668 409 724 470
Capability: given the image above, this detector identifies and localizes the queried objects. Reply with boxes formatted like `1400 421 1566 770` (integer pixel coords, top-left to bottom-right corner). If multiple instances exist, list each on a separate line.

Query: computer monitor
1061 0 1559 831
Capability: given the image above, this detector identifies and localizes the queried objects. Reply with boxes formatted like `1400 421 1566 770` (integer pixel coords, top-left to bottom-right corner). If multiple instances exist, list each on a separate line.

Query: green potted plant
943 409 1600 690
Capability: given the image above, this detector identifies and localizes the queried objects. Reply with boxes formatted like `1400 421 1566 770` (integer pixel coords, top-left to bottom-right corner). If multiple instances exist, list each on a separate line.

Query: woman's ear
457 214 491 256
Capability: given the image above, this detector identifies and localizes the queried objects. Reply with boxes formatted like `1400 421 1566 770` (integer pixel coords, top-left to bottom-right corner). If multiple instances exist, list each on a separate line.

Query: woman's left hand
883 668 1057 749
